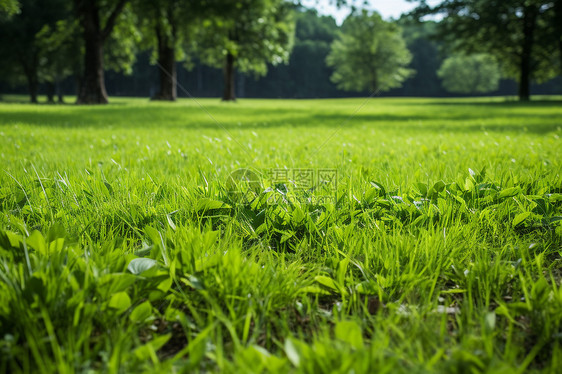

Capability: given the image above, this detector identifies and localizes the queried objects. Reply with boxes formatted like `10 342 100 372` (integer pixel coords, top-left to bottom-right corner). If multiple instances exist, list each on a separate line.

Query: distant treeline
1 8 560 100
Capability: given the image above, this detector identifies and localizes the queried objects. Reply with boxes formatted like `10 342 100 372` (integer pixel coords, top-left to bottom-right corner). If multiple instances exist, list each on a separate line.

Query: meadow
0 96 561 373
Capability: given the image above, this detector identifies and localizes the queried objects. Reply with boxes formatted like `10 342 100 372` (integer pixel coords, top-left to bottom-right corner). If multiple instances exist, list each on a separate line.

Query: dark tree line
0 1 560 103
412 0 562 101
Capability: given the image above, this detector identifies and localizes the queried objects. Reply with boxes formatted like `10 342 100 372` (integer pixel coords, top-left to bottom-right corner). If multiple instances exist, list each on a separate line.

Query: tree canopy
0 0 19 19
134 0 201 101
0 0 69 103
438 54 501 94
327 11 414 93
412 0 561 101
196 0 295 101
0 1 560 103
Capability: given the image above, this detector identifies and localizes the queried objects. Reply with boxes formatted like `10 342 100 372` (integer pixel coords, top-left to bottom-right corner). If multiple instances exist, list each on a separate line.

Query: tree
412 0 560 101
36 19 82 103
437 54 501 94
213 7 341 99
326 11 414 93
197 0 295 101
394 16 445 97
0 0 68 103
134 0 200 101
548 1 562 71
289 8 340 97
0 0 19 19
73 0 130 104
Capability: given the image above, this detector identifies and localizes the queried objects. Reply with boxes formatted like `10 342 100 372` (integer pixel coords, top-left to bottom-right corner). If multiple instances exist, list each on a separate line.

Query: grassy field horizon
1 96 561 373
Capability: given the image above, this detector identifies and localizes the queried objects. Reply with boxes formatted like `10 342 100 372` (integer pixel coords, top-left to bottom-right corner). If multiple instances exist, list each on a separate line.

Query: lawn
0 96 561 373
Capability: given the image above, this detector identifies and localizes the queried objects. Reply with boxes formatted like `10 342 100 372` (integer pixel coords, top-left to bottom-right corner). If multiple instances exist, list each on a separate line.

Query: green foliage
259 7 340 98
133 0 197 67
295 7 337 42
396 16 445 96
438 54 501 94
0 0 69 93
416 0 561 99
0 0 19 19
196 0 295 76
104 5 142 75
0 96 561 372
327 11 414 93
36 19 81 84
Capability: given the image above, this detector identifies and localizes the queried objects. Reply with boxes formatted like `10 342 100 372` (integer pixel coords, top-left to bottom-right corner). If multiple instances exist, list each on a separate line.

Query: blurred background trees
412 0 561 101
195 0 295 101
0 0 68 103
73 0 131 104
0 0 19 19
0 0 560 103
438 54 501 94
326 11 413 93
134 0 200 101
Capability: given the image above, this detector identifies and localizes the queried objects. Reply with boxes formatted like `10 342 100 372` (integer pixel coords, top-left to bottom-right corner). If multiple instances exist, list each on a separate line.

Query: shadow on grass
389 99 562 108
1 99 560 135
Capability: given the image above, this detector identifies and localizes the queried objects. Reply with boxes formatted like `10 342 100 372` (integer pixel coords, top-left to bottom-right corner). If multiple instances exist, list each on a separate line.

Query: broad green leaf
157 277 173 292
416 182 428 196
299 285 330 295
498 187 520 199
355 281 378 294
108 292 131 313
512 212 531 227
134 334 171 360
335 320 363 349
144 226 162 246
431 180 446 193
336 258 349 285
485 312 496 330
370 181 386 196
130 301 152 322
548 193 562 202
127 258 158 274
181 275 205 290
195 198 230 212
280 230 294 243
26 230 46 254
98 273 137 296
314 275 338 291
284 338 301 367
1 230 21 248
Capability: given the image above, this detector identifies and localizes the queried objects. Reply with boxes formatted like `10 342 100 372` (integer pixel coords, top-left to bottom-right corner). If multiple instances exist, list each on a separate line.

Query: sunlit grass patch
0 96 561 372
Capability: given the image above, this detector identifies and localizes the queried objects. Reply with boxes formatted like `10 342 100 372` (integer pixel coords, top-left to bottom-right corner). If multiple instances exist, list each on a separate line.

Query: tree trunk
56 80 64 103
74 0 127 104
152 25 176 101
222 52 236 101
46 81 55 103
75 73 82 99
558 38 562 75
20 54 39 104
518 5 537 102
26 70 38 104
77 31 108 104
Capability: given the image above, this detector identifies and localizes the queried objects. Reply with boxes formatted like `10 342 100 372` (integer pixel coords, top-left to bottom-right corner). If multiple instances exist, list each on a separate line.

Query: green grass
0 96 561 373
